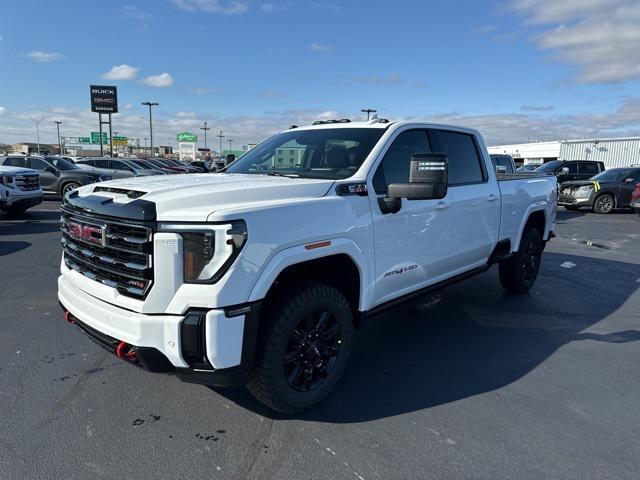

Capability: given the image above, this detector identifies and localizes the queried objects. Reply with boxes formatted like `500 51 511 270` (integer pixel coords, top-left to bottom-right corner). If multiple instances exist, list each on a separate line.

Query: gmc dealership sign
90 85 118 113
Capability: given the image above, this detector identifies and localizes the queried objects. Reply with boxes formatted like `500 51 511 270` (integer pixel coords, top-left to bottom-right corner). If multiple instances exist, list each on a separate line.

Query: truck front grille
60 206 153 299
16 174 40 191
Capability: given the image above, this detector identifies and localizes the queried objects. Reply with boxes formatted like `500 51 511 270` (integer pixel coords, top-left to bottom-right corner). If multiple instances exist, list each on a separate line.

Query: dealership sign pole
90 85 118 156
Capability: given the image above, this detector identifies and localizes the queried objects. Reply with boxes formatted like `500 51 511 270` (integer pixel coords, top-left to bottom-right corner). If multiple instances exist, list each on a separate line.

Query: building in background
488 136 640 168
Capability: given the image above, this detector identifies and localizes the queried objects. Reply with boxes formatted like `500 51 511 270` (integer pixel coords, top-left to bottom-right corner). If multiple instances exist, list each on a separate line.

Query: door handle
488 194 498 201
434 201 450 210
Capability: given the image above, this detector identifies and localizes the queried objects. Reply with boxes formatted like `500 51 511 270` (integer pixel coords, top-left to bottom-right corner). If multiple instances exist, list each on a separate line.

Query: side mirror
387 153 448 201
495 165 507 174
558 167 569 176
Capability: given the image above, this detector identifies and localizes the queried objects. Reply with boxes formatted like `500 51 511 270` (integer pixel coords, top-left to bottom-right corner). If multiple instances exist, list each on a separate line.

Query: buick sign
90 85 118 113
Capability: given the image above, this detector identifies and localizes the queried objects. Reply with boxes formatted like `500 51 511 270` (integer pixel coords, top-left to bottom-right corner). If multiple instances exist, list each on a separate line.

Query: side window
565 163 578 174
430 130 484 185
29 158 50 171
372 130 430 193
578 162 599 175
4 157 26 167
110 160 125 170
94 159 109 169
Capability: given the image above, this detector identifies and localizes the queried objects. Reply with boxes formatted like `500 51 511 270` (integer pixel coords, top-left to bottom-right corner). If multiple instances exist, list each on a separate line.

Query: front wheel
593 194 614 214
61 182 81 196
499 228 543 294
247 282 355 415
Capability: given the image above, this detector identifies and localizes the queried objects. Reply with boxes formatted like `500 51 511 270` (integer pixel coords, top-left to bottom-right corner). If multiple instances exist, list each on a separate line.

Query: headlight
576 185 593 196
0 176 15 185
158 221 247 283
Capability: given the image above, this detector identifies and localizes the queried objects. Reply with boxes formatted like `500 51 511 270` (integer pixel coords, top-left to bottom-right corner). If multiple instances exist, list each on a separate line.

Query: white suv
0 165 42 214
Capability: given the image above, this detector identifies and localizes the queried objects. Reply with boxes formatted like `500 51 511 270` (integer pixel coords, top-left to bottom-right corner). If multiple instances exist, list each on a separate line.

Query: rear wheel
593 194 614 214
499 228 543 294
247 282 355 415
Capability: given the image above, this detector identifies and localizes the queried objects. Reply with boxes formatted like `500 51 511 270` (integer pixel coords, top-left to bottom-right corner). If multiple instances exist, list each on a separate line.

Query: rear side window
29 158 50 170
430 130 485 185
373 130 431 193
579 162 599 175
3 157 26 167
94 159 109 169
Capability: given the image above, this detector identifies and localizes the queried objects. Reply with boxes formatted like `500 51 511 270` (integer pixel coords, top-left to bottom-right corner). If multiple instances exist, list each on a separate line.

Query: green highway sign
78 137 91 144
91 132 108 145
177 132 197 143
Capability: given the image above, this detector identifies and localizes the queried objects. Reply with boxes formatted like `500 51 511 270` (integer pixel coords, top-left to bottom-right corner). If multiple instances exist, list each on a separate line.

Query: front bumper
58 275 259 386
2 192 42 209
558 194 592 208
632 200 640 213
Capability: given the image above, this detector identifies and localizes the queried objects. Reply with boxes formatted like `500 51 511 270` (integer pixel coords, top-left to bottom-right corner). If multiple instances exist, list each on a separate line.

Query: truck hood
81 173 336 221
560 179 610 188
0 166 38 176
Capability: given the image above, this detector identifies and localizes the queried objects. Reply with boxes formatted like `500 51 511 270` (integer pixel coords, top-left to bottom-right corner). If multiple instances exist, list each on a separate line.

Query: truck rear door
429 129 501 271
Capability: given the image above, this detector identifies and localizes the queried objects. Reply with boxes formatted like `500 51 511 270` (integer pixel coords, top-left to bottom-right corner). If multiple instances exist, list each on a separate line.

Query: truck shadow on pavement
0 241 32 256
0 211 61 235
214 251 640 422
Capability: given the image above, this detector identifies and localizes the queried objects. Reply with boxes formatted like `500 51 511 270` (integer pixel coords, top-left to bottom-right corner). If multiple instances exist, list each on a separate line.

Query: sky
1 0 640 150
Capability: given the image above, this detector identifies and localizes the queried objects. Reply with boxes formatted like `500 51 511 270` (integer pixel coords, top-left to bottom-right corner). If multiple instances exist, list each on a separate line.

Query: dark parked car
0 156 111 196
189 160 210 172
76 158 162 176
558 167 640 214
535 160 605 183
127 159 169 175
490 154 516 174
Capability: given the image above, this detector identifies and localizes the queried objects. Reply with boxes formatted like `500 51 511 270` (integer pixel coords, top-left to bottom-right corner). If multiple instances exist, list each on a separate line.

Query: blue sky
1 0 640 149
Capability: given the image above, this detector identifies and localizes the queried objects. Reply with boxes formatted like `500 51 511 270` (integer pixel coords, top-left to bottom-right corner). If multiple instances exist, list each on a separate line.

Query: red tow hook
64 310 76 324
116 341 137 360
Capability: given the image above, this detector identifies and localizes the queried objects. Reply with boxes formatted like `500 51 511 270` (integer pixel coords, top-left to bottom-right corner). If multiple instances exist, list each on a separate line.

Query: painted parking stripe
560 261 576 269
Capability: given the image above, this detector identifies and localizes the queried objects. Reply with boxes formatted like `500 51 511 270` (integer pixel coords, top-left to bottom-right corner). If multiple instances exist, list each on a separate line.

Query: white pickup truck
58 119 557 413
0 165 43 214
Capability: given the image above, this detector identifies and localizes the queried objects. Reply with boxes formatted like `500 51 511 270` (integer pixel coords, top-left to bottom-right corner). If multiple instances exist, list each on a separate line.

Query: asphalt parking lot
1 201 639 480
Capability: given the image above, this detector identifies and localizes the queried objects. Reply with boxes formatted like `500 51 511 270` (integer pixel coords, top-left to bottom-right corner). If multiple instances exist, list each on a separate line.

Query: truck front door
369 128 456 305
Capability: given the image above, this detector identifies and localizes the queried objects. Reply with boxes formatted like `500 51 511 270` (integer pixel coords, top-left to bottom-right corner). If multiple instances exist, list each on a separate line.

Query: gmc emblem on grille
67 221 105 246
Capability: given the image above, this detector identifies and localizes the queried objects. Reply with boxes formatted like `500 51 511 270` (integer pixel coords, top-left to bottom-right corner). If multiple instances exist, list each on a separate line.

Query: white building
488 136 640 169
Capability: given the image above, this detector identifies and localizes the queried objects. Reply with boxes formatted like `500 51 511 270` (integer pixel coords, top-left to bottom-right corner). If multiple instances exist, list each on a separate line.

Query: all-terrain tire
499 228 543 294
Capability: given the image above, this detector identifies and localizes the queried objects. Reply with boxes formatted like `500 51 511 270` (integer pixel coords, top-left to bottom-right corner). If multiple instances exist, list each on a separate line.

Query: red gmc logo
68 221 104 246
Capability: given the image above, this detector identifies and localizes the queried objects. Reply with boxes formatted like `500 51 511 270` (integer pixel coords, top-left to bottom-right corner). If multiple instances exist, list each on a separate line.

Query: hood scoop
94 186 147 199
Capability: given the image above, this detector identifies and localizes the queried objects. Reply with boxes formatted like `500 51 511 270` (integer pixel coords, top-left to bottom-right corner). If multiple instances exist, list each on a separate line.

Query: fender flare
247 237 371 311
512 202 550 252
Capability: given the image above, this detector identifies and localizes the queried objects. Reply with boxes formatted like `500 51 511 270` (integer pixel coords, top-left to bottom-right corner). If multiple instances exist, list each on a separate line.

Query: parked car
517 164 540 172
535 160 605 183
58 120 557 414
0 156 111 196
190 160 211 172
558 167 640 214
76 158 162 177
631 183 640 217
0 165 42 214
137 158 181 174
490 154 516 174
127 159 170 175
163 158 201 173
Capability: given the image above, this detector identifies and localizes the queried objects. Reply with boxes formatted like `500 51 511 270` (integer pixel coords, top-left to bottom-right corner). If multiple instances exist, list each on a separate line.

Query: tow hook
116 341 137 360
64 310 76 324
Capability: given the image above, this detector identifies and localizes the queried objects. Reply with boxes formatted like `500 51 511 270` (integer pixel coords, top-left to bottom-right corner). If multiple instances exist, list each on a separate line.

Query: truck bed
496 172 550 181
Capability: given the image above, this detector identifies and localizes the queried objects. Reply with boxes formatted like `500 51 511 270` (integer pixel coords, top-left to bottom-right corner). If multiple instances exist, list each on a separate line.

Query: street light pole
29 117 40 155
228 139 234 151
141 102 159 156
54 121 62 155
217 130 225 157
360 108 377 121
200 121 211 150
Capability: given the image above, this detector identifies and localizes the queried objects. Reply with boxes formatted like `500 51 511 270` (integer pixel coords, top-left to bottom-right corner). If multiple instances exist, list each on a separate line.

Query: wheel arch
513 207 547 252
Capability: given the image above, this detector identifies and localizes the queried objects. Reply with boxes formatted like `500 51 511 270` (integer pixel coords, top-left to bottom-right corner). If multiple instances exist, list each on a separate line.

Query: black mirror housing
387 153 448 200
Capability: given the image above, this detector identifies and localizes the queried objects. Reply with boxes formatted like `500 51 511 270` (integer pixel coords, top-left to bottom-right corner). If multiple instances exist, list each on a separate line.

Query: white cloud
141 73 174 88
191 87 218 94
309 43 332 52
0 106 5 115
521 105 555 112
171 0 248 14
25 51 64 63
309 2 341 14
0 35 3 42
508 0 640 83
122 5 154 31
176 111 197 118
102 64 139 80
261 2 288 13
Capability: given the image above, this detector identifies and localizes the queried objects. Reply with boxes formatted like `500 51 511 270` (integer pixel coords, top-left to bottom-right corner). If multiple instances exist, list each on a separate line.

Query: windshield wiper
265 172 299 178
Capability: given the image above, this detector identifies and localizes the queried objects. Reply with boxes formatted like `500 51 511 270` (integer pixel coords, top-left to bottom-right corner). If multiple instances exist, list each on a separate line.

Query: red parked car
631 183 640 217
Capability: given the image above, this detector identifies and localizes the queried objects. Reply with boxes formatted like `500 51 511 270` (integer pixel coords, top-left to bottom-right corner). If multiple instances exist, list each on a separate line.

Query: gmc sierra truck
0 165 42 214
58 119 557 414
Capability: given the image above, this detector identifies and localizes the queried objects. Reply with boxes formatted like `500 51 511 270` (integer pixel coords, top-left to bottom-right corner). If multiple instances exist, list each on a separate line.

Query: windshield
592 169 629 181
534 161 562 173
226 128 385 179
48 157 78 170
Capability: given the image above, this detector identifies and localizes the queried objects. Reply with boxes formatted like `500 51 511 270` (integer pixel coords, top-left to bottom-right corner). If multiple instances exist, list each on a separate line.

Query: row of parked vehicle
490 155 640 216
